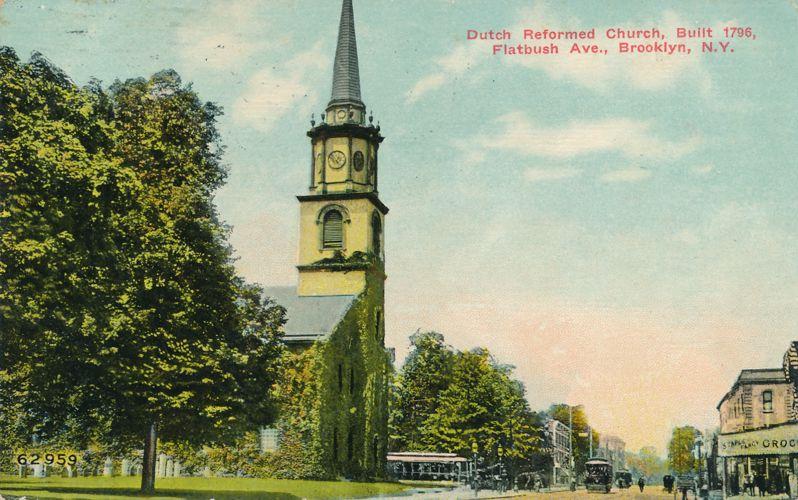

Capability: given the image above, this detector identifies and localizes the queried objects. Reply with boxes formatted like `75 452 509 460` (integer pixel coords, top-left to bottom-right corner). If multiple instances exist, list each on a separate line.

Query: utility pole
569 406 574 468
589 425 593 458
569 406 575 491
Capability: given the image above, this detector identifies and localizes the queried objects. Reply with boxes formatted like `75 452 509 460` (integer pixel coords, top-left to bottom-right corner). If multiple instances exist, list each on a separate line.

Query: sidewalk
377 485 526 499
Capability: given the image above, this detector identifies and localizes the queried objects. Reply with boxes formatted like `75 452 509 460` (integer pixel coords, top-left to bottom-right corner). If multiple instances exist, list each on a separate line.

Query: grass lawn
0 475 412 499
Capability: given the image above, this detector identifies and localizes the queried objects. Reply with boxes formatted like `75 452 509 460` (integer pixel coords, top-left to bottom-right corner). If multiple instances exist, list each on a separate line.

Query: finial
321 112 326 123
311 113 316 127
369 110 374 125
376 121 380 132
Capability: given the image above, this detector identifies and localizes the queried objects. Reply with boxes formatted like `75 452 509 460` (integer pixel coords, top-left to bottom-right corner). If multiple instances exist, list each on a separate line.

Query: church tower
297 0 387 297
264 1 390 478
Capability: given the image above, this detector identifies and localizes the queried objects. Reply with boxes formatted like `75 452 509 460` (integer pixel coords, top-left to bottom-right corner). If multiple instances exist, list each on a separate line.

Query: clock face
336 109 347 121
353 151 364 171
327 150 346 169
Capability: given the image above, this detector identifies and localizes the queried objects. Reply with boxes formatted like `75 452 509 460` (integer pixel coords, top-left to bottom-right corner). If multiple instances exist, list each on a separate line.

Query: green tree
547 404 599 477
0 49 284 492
626 446 667 481
389 331 454 451
421 348 543 470
668 426 700 474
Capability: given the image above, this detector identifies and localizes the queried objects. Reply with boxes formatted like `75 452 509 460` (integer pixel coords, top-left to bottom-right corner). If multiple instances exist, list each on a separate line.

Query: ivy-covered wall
270 268 391 480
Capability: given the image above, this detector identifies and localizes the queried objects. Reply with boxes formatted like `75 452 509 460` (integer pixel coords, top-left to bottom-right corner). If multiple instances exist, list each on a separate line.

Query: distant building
545 419 573 485
597 434 626 471
716 342 798 496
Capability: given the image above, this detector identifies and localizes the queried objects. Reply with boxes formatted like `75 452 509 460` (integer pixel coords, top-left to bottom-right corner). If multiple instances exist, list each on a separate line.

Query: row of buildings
545 419 626 486
715 341 798 496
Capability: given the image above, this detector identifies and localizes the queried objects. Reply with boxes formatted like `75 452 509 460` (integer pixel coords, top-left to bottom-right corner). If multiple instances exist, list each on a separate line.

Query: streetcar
584 457 613 493
614 469 632 489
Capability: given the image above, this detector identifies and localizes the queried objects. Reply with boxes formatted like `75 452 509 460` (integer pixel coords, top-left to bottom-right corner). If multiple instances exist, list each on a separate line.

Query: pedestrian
638 476 646 492
747 472 755 496
756 473 767 497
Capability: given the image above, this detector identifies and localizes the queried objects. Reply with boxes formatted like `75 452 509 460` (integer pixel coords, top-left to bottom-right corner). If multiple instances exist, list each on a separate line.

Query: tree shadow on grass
0 485 301 500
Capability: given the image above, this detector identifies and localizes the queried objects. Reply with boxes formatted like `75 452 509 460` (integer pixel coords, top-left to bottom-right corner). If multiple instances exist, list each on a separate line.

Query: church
262 0 392 480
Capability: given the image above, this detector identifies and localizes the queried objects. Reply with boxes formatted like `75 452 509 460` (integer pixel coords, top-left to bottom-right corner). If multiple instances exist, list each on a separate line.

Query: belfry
297 0 387 297
263 0 390 480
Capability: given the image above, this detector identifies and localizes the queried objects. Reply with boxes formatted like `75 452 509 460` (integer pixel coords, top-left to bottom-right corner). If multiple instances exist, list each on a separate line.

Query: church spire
329 0 363 109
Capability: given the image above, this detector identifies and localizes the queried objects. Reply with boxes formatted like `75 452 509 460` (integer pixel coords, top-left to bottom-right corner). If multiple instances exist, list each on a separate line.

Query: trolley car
584 457 613 493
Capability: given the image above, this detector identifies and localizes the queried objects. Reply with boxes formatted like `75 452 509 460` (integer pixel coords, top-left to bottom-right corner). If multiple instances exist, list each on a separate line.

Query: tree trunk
141 421 157 492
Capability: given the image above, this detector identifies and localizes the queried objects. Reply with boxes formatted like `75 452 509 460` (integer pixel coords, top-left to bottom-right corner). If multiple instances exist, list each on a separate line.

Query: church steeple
329 0 363 109
296 0 388 297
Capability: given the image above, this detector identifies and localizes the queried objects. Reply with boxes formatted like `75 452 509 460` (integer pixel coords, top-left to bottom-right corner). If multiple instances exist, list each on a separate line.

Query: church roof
264 286 355 343
329 0 363 108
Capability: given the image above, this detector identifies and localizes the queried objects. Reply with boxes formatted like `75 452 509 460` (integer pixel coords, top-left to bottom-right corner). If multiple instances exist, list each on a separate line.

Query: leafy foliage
626 446 667 481
390 333 545 473
389 331 454 451
0 48 284 487
266 273 390 480
668 426 700 474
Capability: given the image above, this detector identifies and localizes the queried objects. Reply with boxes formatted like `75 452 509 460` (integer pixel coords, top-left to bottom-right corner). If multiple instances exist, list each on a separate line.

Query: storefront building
717 354 798 496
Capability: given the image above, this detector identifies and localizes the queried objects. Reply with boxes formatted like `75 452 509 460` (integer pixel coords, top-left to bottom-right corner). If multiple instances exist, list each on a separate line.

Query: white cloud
600 166 651 183
407 4 714 102
524 167 581 182
176 1 274 70
232 43 328 132
693 164 714 175
463 111 699 161
406 43 482 103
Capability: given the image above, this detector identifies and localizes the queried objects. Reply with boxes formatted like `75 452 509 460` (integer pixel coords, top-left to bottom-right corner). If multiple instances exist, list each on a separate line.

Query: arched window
333 428 338 460
371 212 381 257
763 390 773 413
323 210 344 249
375 309 382 342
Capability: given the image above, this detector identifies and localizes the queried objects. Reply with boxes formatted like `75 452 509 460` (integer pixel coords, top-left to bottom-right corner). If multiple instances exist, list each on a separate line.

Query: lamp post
471 440 480 496
497 444 504 493
694 434 705 497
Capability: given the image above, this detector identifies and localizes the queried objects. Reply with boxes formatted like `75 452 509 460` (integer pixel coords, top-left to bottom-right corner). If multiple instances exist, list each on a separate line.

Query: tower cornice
297 192 389 215
307 122 384 144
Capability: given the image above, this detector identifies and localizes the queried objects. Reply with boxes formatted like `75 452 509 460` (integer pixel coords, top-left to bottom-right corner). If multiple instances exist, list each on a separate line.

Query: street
516 489 689 499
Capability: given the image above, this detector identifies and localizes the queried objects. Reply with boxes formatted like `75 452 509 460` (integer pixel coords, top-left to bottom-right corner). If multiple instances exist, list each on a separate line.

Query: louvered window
323 210 344 248
371 213 381 256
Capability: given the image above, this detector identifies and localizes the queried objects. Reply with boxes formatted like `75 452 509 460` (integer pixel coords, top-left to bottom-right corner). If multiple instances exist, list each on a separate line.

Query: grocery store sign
719 424 798 457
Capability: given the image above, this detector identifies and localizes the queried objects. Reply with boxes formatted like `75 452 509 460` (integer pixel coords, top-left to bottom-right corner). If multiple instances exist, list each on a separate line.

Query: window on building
763 390 773 413
333 428 338 460
338 363 343 393
347 428 354 462
371 213 381 257
260 427 281 452
375 309 382 341
323 209 344 248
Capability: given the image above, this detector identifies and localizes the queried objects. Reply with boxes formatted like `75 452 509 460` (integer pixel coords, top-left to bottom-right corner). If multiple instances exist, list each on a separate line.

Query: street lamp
694 433 706 498
471 440 480 496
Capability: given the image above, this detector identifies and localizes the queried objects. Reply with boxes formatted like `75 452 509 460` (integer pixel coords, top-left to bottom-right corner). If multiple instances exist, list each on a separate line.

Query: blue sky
3 0 798 453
